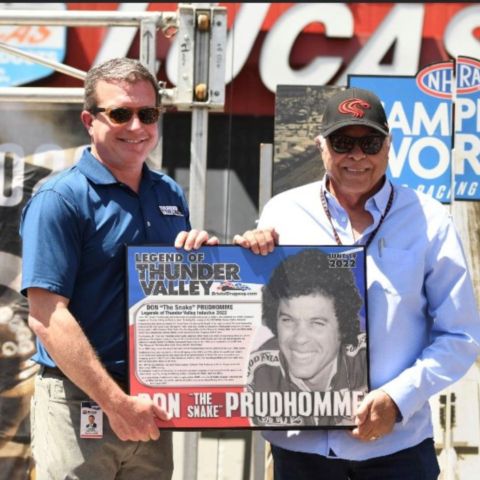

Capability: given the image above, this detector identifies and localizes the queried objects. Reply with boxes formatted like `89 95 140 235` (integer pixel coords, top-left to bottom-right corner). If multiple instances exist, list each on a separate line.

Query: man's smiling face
82 79 159 173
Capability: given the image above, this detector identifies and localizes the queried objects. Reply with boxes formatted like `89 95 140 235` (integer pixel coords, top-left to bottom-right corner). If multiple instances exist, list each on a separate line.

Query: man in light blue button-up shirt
235 87 480 479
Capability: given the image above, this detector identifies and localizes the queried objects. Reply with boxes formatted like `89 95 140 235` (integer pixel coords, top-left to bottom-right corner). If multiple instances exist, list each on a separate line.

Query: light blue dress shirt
257 176 480 461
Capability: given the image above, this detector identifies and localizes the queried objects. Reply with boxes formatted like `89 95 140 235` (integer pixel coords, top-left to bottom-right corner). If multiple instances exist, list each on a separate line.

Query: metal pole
189 108 209 229
0 87 84 103
0 42 87 80
182 431 200 480
251 432 266 480
0 10 175 28
139 18 163 172
259 143 273 212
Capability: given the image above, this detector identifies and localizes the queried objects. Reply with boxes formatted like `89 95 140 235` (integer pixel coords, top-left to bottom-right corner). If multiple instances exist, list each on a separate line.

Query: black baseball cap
320 87 389 137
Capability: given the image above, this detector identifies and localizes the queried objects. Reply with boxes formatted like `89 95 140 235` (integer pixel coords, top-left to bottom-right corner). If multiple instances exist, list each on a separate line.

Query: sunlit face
277 294 341 390
321 125 390 200
81 79 158 173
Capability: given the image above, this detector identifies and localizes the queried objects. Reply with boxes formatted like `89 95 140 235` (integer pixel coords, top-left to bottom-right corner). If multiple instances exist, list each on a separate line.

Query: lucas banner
126 245 369 429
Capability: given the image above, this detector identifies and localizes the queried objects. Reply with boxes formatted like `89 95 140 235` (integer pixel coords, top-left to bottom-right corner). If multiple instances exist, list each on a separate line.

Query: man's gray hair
83 57 160 111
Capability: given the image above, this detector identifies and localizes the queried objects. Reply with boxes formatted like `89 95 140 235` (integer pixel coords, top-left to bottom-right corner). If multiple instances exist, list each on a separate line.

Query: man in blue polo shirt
20 57 217 479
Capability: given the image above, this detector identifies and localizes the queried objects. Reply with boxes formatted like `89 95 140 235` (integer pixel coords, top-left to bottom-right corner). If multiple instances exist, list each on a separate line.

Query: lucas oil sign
350 56 480 202
0 3 67 86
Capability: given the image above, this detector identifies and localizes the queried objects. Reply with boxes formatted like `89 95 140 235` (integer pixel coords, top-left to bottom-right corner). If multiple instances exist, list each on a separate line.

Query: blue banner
454 56 480 200
349 65 454 203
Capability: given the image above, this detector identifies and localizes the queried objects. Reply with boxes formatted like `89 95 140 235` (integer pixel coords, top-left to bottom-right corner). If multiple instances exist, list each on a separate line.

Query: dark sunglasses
328 134 385 155
90 106 161 125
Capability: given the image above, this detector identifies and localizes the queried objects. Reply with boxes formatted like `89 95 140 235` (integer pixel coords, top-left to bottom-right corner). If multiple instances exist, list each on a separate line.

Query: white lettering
424 69 454 97
333 391 351 416
0 144 24 207
389 137 412 178
137 392 181 418
33 144 72 172
455 134 480 175
225 392 239 417
410 137 450 179
259 3 353 92
337 4 425 85
388 101 412 134
455 98 480 132
444 5 480 60
93 4 479 95
417 184 451 201
457 63 480 90
224 3 270 83
411 102 450 136
93 3 150 66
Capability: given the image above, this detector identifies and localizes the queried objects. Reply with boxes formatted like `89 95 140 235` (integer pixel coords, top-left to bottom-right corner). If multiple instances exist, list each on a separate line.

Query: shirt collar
76 147 156 188
76 147 118 185
365 176 393 216
321 174 392 217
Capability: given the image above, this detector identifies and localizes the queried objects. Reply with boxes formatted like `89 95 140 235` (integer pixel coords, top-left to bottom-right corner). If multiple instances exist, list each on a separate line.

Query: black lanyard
320 182 394 249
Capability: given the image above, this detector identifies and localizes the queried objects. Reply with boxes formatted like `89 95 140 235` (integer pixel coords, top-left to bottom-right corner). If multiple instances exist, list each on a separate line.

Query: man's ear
80 110 94 135
385 133 392 149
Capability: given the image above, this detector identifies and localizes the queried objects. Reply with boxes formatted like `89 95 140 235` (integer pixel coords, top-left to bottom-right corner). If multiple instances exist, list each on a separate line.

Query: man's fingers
206 235 220 246
153 403 172 422
174 230 189 248
175 230 218 250
234 228 277 255
232 234 250 248
148 423 161 441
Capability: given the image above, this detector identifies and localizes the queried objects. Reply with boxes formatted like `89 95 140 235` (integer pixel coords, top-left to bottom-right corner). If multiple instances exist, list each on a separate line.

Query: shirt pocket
369 247 424 296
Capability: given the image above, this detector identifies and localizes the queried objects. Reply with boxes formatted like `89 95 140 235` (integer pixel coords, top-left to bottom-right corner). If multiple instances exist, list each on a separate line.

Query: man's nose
349 143 366 160
126 113 144 129
292 323 310 343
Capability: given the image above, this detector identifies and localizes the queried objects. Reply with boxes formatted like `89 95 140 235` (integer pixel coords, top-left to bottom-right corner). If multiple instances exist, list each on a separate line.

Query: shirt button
146 221 151 227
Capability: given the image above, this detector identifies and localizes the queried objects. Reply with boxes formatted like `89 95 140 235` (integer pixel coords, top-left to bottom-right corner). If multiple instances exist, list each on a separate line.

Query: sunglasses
328 134 385 155
90 106 161 125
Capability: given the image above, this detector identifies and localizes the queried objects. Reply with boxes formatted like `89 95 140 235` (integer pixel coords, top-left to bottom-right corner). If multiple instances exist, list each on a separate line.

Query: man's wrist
380 388 403 423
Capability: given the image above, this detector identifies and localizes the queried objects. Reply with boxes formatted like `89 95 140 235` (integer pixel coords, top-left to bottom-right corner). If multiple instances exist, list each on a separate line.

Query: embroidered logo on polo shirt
159 205 184 216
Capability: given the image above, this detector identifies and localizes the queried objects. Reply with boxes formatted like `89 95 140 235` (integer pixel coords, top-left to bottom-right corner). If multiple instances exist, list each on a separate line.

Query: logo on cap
338 98 371 118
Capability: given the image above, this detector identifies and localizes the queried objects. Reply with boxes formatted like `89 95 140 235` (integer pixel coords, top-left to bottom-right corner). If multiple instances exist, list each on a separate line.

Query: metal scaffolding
0 4 227 230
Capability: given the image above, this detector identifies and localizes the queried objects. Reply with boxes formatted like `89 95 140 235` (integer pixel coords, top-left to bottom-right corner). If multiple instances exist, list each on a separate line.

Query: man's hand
351 389 400 442
174 229 219 251
232 227 278 255
105 393 171 442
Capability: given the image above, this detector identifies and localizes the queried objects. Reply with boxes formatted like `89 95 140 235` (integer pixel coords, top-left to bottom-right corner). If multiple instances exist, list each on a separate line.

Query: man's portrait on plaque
247 248 368 427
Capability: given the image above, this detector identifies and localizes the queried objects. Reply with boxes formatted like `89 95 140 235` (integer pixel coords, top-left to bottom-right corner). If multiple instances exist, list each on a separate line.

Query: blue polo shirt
20 148 191 378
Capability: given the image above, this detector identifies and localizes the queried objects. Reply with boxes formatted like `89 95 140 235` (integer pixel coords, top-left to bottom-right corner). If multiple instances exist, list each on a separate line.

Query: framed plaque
126 245 368 429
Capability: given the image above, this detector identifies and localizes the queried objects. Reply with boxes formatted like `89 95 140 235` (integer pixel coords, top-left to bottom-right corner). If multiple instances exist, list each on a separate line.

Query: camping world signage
0 3 67 87
455 56 480 201
350 57 480 202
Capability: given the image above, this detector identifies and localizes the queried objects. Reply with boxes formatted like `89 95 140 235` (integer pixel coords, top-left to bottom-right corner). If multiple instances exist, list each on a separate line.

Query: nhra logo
456 57 480 94
416 62 454 99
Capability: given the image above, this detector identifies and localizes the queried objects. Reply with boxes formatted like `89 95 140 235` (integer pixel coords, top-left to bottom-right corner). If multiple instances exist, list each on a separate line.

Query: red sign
33 3 480 115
